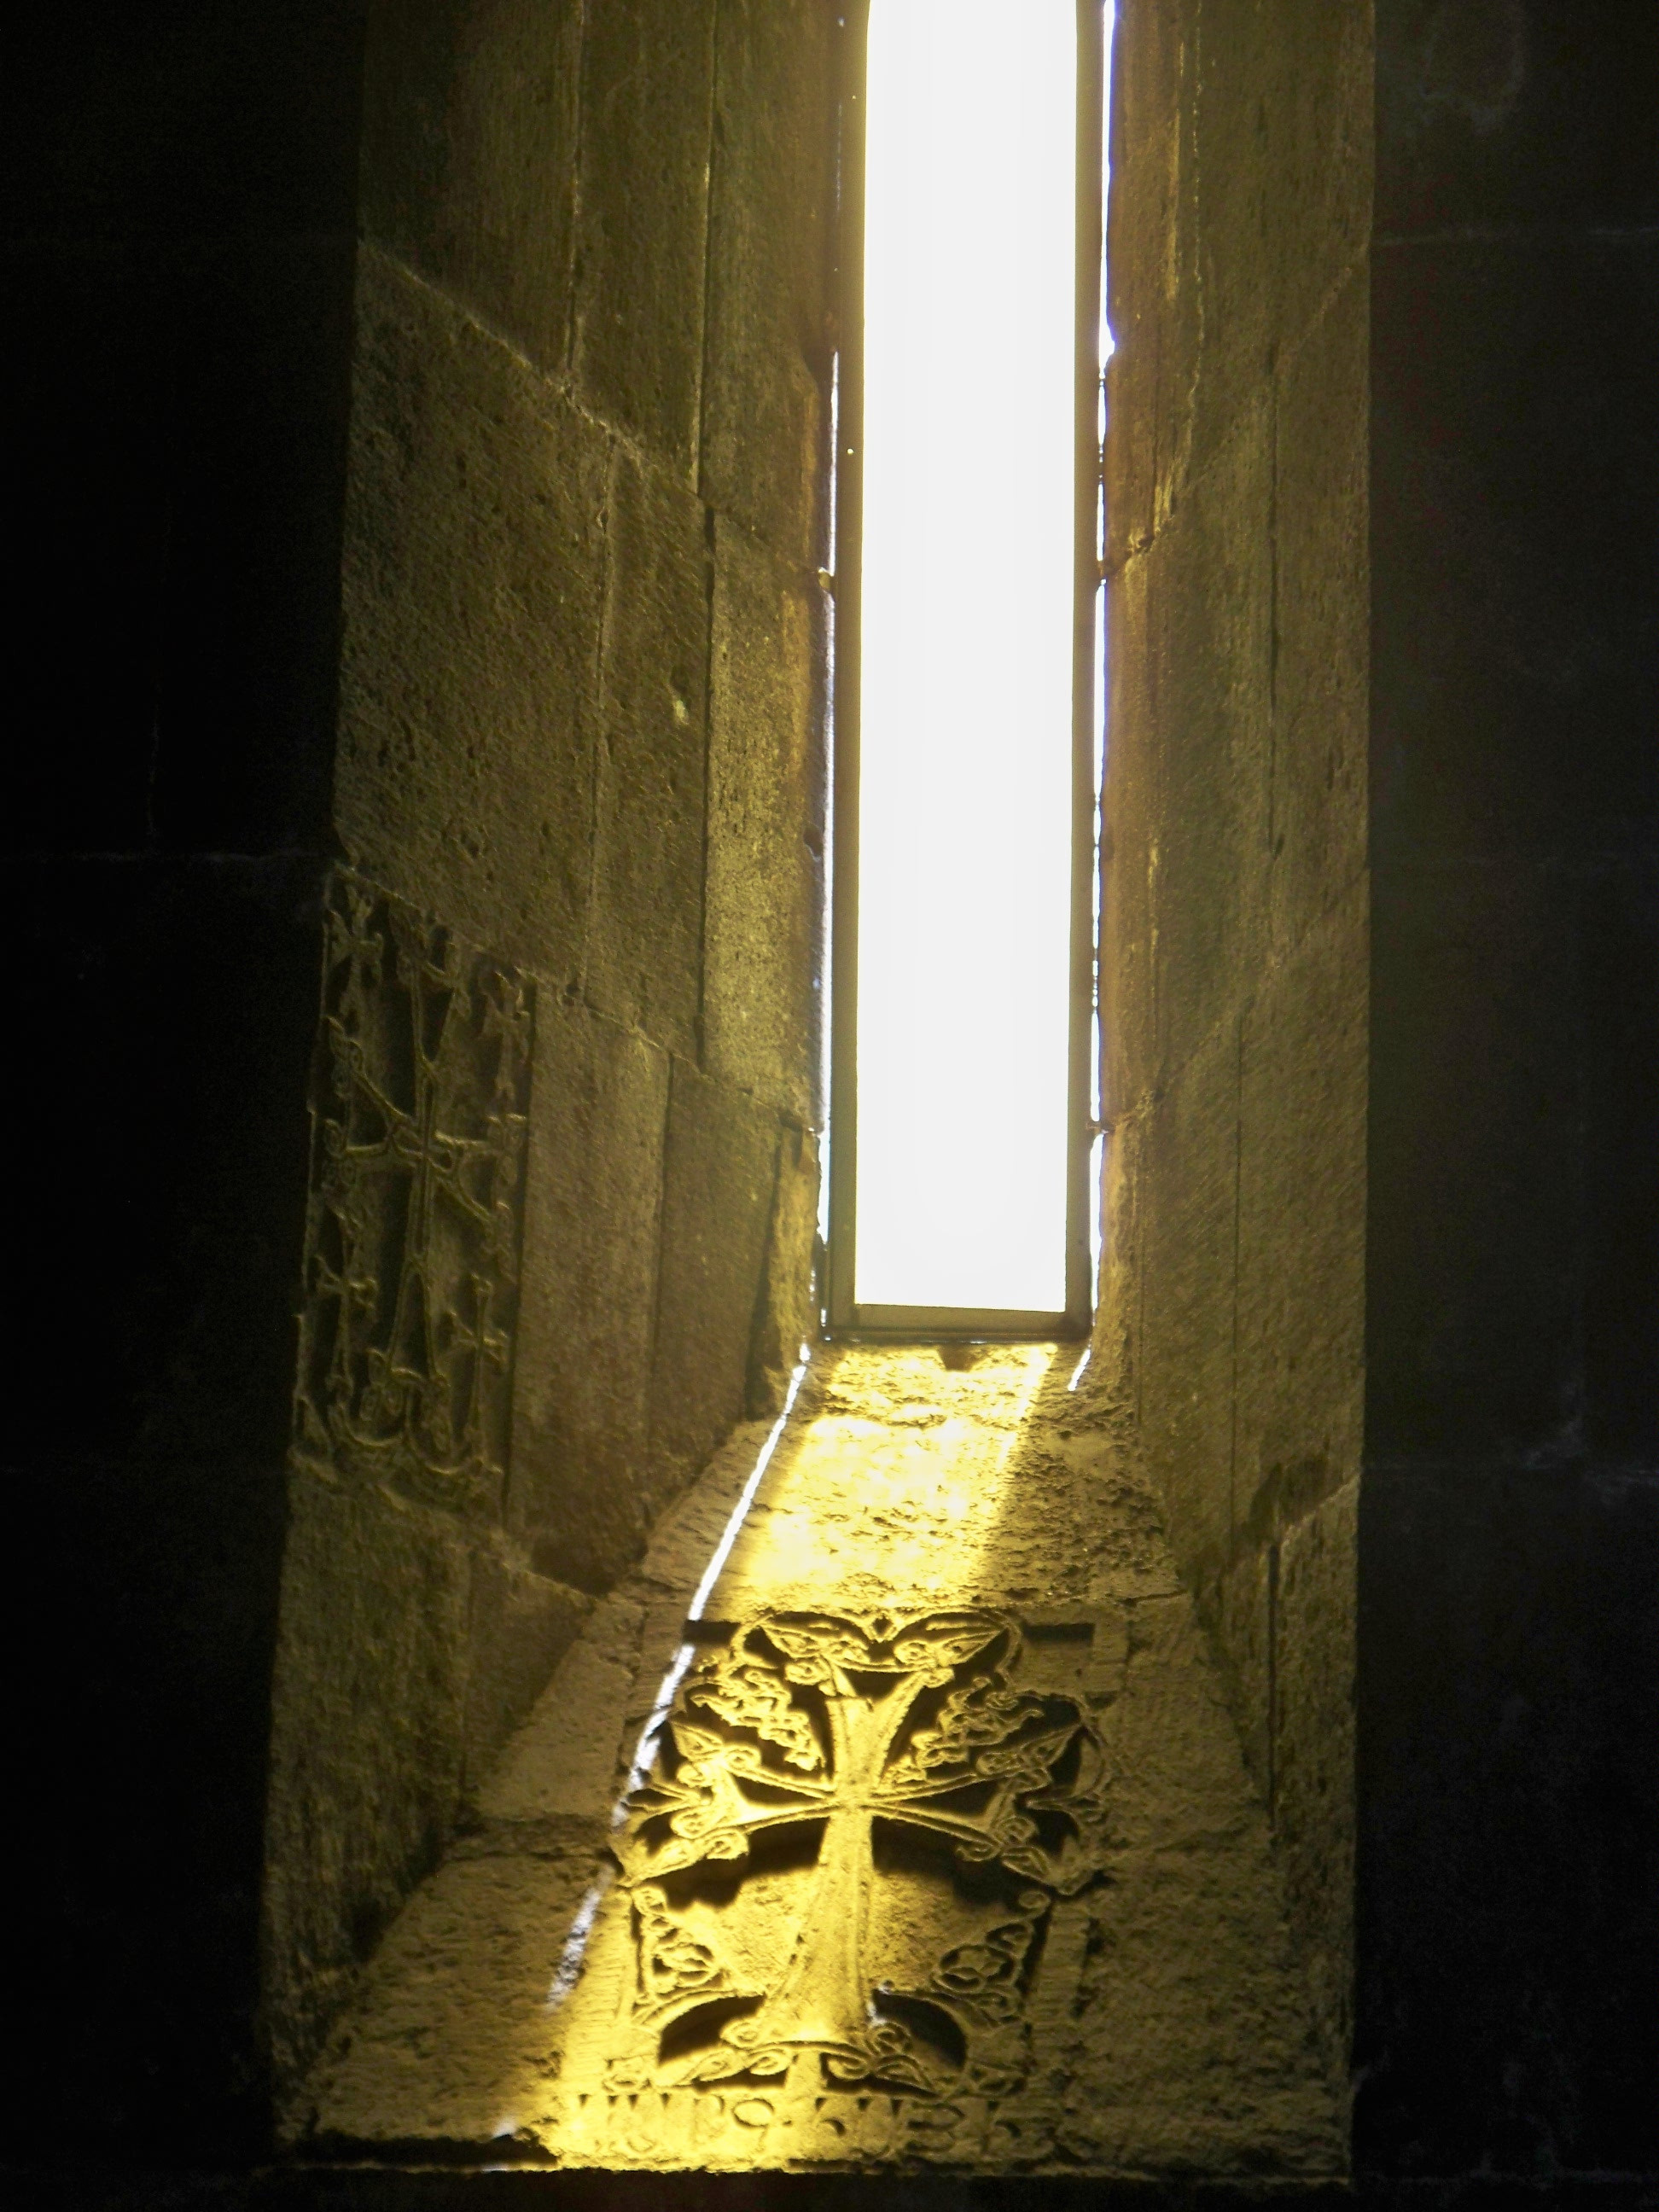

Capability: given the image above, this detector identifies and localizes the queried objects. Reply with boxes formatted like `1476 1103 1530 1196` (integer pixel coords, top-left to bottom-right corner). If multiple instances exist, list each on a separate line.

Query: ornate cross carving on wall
293 872 533 1512
610 1609 1103 2098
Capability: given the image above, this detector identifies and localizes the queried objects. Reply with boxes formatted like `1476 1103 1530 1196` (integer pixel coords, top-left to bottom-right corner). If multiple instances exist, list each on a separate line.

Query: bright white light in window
854 0 1077 1314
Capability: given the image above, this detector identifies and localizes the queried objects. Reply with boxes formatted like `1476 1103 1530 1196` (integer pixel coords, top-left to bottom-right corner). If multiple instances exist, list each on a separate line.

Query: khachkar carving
608 1610 1103 2100
294 873 533 1511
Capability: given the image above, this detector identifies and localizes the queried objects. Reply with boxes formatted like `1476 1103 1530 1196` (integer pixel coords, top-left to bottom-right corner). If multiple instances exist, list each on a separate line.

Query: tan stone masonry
295 1347 1344 2178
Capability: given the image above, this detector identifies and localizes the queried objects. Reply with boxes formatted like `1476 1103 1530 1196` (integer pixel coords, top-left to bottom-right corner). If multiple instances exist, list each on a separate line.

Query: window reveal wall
1100 0 1371 2095
261 0 839 2103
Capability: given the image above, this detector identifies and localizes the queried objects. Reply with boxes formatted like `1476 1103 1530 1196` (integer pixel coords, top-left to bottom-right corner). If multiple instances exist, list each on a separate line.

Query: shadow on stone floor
288 1346 1345 2181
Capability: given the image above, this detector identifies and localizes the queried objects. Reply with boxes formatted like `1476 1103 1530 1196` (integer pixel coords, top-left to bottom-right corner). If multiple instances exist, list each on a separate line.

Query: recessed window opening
829 0 1106 1336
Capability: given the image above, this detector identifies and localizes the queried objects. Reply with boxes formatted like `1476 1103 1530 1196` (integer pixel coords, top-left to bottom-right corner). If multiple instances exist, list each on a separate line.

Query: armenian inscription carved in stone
604 1609 1103 2104
294 873 533 1511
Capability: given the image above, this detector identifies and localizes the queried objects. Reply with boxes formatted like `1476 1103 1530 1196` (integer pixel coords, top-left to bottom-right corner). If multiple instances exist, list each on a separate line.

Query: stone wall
1358 0 1659 2175
259 0 836 2103
1099 0 1372 2085
1104 0 1659 2177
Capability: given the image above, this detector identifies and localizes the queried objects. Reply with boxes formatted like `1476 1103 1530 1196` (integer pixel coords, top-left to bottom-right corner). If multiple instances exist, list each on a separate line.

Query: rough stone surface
463 1551 594 1794
1269 264 1370 955
648 1060 779 1495
572 0 718 472
585 445 711 1055
357 0 582 377
1133 1012 1243 1578
509 998 669 1593
295 1348 1346 2180
1105 0 1371 568
748 1122 821 1418
704 516 824 1123
1109 0 1659 2179
1275 1479 1356 2092
1233 885 1368 1555
264 1471 475 2096
700 0 835 568
480 1594 647 1831
1102 0 1371 2083
335 244 608 983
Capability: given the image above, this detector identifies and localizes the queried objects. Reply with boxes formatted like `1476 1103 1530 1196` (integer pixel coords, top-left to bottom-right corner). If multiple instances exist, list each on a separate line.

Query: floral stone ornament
609 1609 1104 2098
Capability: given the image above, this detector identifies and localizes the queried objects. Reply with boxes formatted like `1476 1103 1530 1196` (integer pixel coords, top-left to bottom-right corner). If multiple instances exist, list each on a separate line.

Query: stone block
1108 1594 1259 1851
263 1470 474 2094
637 1417 777 1593
1214 1534 1276 1808
1372 233 1659 864
0 1 361 238
1270 259 1370 955
358 0 582 377
1234 879 1367 1541
1100 547 1159 1117
461 1545 591 1796
1072 1843 1347 2177
1179 0 1278 476
335 245 608 981
1108 0 1368 567
1356 1462 1659 2177
747 1121 821 1417
700 0 835 566
585 443 710 1056
1135 1015 1242 1584
1140 392 1272 1085
302 1852 597 2149
1260 0 1372 355
1377 0 1659 236
1103 0 1193 566
1091 1104 1144 1417
704 515 824 1121
648 1060 777 1498
572 0 717 470
1179 0 1370 514
1276 1475 1356 2096
509 997 669 1593
1368 856 1584 1461
479 1592 644 1826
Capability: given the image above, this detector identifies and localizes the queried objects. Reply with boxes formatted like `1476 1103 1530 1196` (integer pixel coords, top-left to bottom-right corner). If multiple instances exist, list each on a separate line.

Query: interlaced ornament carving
293 873 533 1511
609 1609 1103 2098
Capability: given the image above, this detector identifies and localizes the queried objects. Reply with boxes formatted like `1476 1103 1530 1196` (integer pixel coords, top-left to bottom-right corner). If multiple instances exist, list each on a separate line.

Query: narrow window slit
829 0 1105 1337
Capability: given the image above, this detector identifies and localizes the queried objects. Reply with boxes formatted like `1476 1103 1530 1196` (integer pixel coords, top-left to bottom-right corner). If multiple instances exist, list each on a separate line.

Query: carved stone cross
296 877 531 1500
614 1609 1100 2094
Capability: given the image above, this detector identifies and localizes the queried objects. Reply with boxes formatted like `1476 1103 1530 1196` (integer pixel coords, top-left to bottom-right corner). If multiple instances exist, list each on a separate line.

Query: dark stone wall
1357 0 1659 2178
1106 0 1659 2180
3 0 835 2158
1100 0 1373 2086
259 0 837 2107
0 0 365 2161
